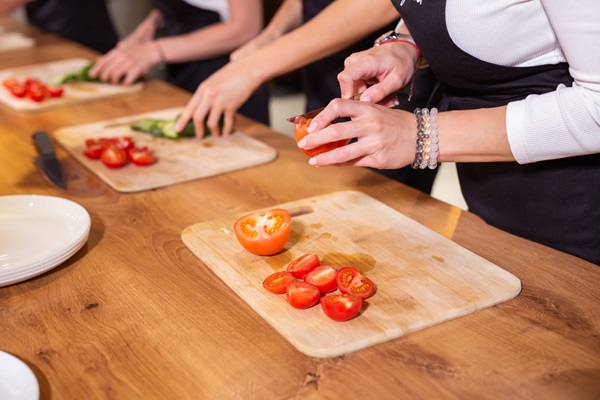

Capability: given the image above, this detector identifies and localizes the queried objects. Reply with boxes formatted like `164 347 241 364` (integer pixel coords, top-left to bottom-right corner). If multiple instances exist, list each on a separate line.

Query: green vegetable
131 115 222 140
51 63 101 85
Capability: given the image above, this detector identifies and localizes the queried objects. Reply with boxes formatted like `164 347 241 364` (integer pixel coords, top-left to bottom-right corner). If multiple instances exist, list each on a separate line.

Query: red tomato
234 208 292 256
28 89 45 102
111 136 135 151
320 294 363 322
286 281 320 309
100 146 128 168
336 267 375 299
2 78 20 90
127 147 155 166
293 117 349 157
303 264 338 293
46 86 64 97
262 271 295 294
83 144 104 159
286 254 320 279
9 85 27 98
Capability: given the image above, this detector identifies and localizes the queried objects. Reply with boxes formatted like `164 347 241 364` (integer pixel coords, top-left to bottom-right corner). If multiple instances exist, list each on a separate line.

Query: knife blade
286 92 363 124
32 131 67 190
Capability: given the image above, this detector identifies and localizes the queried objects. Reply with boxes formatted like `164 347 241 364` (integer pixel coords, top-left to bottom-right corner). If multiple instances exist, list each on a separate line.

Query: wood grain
55 107 278 192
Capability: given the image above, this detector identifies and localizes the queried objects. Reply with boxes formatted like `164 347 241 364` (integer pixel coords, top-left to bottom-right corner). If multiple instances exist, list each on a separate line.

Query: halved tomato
287 254 320 279
234 208 292 256
286 281 320 309
100 146 128 168
46 86 64 98
263 271 295 294
303 264 338 293
320 294 363 321
111 136 135 151
293 117 350 157
83 143 104 159
127 147 155 166
336 266 375 299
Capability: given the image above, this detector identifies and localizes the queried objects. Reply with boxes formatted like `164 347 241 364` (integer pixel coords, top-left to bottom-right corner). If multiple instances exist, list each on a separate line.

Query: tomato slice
263 271 295 294
83 144 105 159
9 85 27 98
111 136 135 151
233 208 292 256
303 264 338 293
336 267 375 299
46 86 64 98
320 294 363 321
286 281 320 309
100 146 128 168
127 147 155 166
293 117 350 157
286 254 320 279
28 89 45 102
2 78 20 90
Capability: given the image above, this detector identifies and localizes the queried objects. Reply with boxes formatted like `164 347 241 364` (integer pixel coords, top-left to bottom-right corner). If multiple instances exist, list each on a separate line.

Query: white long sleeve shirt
446 0 600 164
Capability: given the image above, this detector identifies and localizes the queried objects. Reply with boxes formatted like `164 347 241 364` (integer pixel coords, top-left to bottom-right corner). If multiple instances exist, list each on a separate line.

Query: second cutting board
54 107 278 192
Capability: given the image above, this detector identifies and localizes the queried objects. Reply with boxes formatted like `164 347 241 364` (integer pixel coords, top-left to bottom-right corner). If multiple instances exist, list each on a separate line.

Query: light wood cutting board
54 107 278 192
182 191 521 358
0 58 142 111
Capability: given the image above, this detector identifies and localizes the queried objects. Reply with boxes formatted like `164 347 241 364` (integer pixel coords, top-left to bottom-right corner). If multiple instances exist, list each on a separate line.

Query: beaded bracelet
412 107 439 170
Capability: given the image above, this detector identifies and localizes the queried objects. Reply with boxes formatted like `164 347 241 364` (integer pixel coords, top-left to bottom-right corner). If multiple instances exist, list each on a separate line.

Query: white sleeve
506 0 600 164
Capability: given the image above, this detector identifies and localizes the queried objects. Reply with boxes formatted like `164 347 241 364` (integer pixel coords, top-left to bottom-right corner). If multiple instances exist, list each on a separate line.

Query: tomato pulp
336 267 375 299
293 117 349 157
234 208 292 256
263 271 295 294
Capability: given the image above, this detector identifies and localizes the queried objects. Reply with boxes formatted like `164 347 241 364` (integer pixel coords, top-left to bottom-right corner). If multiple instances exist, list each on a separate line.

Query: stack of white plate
0 195 91 287
0 351 39 400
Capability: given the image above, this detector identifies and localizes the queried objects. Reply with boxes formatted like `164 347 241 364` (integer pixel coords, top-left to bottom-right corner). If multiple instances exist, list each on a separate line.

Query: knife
286 92 363 124
32 131 67 190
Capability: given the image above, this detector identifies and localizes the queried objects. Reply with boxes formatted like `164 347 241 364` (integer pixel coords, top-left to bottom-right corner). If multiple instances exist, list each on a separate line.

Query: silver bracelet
412 107 439 170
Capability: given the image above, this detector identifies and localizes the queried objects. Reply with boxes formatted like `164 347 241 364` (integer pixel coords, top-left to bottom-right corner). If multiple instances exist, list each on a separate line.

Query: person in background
0 0 118 53
297 0 600 265
176 0 439 194
89 0 269 125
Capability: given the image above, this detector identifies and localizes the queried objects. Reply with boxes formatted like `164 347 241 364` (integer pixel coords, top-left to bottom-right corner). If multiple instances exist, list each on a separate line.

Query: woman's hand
174 61 260 137
89 41 160 85
338 43 419 104
297 99 417 170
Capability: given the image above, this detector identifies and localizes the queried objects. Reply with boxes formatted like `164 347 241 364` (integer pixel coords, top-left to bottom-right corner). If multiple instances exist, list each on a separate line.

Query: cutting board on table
182 191 521 358
0 58 142 111
55 107 277 192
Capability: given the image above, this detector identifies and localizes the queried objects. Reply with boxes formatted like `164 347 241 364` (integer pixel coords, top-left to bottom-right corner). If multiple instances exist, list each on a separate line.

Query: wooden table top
1 18 598 400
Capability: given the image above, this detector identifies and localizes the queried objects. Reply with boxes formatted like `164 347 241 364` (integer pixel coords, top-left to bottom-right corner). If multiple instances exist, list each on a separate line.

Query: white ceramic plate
0 351 39 400
0 195 90 287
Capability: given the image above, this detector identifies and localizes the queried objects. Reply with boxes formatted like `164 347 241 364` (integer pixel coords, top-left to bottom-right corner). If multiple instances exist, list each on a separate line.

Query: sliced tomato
100 146 128 168
336 266 375 299
234 208 292 256
8 85 27 98
46 86 64 98
110 136 135 151
127 147 155 166
293 117 350 157
28 89 45 102
286 254 320 279
263 271 295 294
2 78 20 90
83 144 104 159
303 264 338 293
286 281 320 309
320 294 363 322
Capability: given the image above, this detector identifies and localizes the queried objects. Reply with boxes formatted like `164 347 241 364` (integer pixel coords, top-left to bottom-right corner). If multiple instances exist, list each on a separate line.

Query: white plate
0 195 91 287
0 351 39 400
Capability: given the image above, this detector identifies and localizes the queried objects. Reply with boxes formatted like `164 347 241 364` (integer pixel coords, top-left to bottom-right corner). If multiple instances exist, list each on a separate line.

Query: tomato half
83 144 104 159
286 254 320 279
336 267 375 299
286 281 321 309
303 264 338 293
127 147 155 166
263 271 295 294
111 136 135 151
100 146 128 168
234 208 292 256
320 294 363 322
293 117 349 157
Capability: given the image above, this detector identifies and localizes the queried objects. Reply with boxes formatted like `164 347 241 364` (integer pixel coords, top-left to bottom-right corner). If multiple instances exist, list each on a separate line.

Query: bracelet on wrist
412 107 439 170
154 40 166 70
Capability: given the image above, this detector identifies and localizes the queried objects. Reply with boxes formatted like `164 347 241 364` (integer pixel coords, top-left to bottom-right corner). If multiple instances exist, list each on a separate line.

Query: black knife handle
32 131 56 156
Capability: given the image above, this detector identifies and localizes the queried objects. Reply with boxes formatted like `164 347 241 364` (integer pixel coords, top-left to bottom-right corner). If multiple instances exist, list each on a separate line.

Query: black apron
302 0 438 194
153 0 270 125
393 0 600 265
26 0 118 54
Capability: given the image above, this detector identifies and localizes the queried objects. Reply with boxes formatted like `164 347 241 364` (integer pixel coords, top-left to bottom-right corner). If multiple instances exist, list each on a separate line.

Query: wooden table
1 18 598 400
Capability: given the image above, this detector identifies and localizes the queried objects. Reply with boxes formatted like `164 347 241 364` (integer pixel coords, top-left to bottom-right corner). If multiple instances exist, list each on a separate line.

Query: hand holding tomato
293 117 349 157
234 208 292 256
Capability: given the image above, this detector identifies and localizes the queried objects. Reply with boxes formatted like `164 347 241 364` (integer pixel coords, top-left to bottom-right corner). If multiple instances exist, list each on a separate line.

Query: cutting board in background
0 32 34 52
182 191 521 358
0 58 142 111
55 107 278 192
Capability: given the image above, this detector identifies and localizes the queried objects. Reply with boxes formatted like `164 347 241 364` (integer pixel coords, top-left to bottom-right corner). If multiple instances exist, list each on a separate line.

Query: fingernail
362 95 372 103
297 138 306 148
308 157 317 166
307 121 317 133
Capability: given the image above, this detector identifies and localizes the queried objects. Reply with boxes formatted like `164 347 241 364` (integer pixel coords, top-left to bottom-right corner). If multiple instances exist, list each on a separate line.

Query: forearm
263 0 303 39
245 0 399 83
